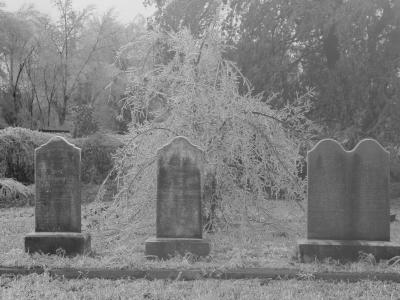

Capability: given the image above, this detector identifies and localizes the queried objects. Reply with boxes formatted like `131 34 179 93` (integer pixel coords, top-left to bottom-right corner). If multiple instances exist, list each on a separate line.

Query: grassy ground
0 187 400 275
1 273 400 299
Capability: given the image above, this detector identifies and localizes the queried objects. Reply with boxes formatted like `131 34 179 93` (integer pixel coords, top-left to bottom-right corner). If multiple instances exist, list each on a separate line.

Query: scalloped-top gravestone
25 136 91 255
145 136 210 259
298 139 400 262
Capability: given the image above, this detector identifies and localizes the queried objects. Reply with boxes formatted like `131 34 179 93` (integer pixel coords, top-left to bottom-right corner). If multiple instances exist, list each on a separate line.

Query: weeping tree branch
243 118 305 212
98 126 180 202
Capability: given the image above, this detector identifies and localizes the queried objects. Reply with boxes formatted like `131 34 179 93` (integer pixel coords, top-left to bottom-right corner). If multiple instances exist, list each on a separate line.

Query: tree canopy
0 1 146 131
1 0 400 147
144 0 400 146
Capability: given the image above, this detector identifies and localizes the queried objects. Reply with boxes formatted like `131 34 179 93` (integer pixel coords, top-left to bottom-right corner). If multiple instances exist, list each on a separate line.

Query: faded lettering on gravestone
308 139 389 241
35 136 81 233
156 136 204 238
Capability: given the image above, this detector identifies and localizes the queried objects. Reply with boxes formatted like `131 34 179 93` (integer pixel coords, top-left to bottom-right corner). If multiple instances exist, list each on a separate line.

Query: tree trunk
58 94 68 125
47 104 51 127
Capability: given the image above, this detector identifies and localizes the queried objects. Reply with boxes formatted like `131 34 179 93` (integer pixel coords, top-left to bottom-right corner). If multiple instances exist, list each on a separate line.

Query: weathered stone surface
156 136 204 239
298 239 400 262
307 139 349 240
145 237 210 259
307 139 389 241
25 232 91 256
146 136 210 259
352 140 389 240
25 136 91 256
35 136 81 233
299 138 394 262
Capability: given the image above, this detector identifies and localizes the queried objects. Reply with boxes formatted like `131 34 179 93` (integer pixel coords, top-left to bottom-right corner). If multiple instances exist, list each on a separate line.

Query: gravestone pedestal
24 136 91 256
145 137 210 259
298 239 400 262
145 238 210 259
298 139 400 262
25 232 91 255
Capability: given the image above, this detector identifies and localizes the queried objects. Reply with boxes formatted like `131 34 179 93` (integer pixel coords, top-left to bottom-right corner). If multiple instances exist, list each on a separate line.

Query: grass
0 187 400 299
0 198 303 270
0 188 400 276
1 274 400 299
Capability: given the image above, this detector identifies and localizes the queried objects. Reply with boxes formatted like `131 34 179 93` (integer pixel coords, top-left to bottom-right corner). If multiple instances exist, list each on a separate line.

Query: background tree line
1 0 400 148
145 0 400 148
0 0 146 135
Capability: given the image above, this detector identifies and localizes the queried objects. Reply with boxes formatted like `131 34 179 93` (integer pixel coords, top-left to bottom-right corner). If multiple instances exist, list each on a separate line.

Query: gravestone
25 136 91 255
145 136 210 259
298 139 400 261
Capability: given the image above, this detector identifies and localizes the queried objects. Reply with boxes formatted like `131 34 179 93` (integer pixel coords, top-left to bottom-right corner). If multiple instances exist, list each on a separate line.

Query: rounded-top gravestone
145 136 210 259
35 136 81 233
25 136 91 256
156 136 204 239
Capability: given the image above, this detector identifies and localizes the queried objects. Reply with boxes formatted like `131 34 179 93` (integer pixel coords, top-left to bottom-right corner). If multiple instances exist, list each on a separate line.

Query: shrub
74 133 123 184
0 127 121 186
0 178 34 207
0 127 53 184
72 105 99 138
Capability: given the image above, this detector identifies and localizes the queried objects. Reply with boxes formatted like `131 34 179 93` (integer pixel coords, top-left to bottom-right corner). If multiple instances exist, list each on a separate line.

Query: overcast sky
2 0 155 24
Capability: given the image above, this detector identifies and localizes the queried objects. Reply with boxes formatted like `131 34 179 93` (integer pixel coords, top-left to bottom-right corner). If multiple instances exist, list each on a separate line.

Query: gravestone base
145 237 210 259
25 232 91 256
298 239 400 262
